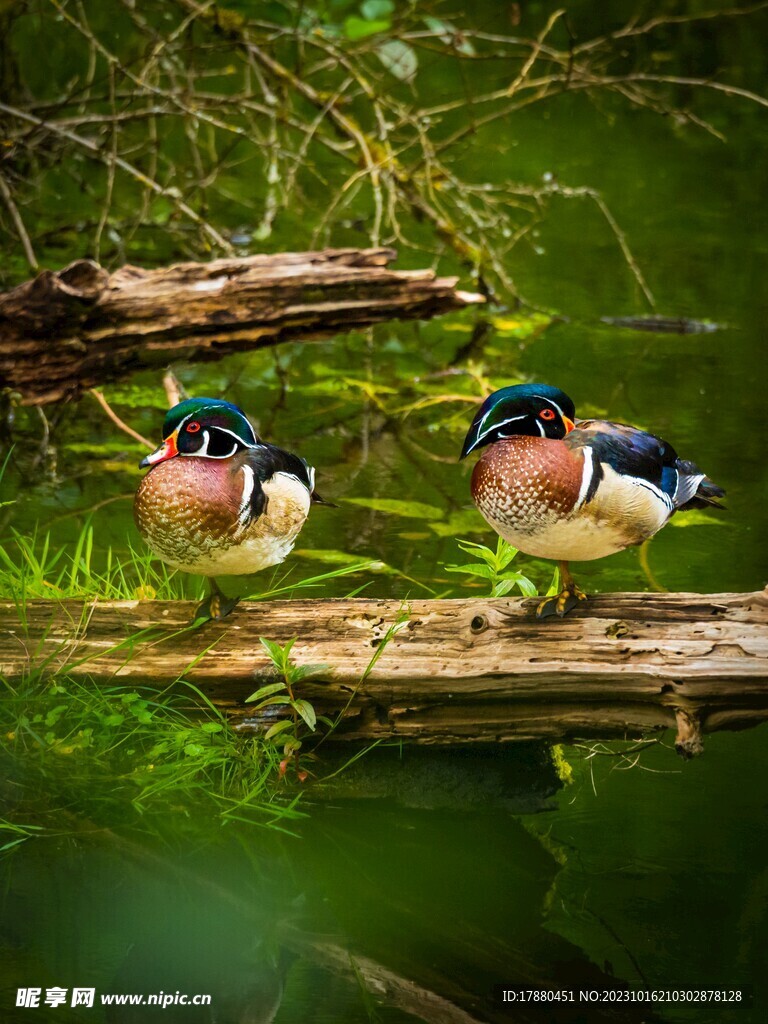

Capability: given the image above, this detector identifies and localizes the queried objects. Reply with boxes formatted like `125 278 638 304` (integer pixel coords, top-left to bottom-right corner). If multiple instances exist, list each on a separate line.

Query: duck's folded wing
567 420 723 511
236 444 316 529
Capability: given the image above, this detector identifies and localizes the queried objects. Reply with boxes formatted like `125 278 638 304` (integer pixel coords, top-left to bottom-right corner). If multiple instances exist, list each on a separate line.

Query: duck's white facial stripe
196 429 238 460
475 412 527 445
532 395 568 421
237 465 256 529
179 426 257 460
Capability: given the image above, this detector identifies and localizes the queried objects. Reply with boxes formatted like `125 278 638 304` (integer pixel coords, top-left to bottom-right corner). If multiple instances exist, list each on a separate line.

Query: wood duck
460 384 725 617
134 397 318 620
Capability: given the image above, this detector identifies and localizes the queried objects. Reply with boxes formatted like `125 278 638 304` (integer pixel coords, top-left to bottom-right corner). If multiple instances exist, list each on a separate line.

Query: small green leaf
668 511 729 528
199 722 224 734
493 574 538 598
44 705 67 727
546 566 561 597
376 39 418 81
444 562 495 580
259 636 295 673
264 719 293 741
102 713 126 727
253 695 292 709
491 578 517 597
245 681 287 703
428 509 486 537
344 15 389 39
513 576 539 598
291 699 317 731
184 743 205 757
455 540 501 568
344 497 443 519
290 663 331 682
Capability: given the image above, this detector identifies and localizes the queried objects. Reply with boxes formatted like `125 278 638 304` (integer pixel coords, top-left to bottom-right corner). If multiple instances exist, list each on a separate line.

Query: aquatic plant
444 537 540 598
246 638 332 783
0 674 297 838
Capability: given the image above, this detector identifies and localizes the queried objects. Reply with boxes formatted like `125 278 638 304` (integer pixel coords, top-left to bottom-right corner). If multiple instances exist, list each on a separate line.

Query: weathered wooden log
0 247 484 405
2 591 767 754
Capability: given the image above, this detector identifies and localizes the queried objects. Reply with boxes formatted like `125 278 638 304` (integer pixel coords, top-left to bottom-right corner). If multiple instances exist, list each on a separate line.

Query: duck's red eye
186 421 201 433
540 409 556 421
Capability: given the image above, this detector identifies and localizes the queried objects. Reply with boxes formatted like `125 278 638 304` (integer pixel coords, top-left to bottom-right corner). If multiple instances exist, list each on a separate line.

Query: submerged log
2 591 766 753
0 248 484 405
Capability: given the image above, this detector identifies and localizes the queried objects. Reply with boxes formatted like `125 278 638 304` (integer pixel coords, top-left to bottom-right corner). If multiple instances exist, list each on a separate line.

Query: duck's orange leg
195 578 241 623
536 561 588 619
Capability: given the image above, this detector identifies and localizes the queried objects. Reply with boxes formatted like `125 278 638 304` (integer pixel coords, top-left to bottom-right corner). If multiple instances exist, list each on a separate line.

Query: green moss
550 744 574 786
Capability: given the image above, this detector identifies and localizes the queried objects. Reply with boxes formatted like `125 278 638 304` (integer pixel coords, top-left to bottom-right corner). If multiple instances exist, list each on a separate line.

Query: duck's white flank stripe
574 446 595 510
625 474 675 510
238 465 256 528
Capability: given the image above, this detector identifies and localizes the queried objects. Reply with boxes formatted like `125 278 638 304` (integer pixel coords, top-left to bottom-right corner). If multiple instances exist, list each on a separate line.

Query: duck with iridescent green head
460 384 725 617
134 397 319 621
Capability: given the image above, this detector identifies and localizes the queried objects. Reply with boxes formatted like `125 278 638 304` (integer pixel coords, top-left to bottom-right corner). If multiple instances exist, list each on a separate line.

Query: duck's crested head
460 384 576 459
140 398 259 468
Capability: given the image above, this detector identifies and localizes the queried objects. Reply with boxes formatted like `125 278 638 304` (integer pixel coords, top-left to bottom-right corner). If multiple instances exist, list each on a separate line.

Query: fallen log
0 247 484 405
2 591 767 755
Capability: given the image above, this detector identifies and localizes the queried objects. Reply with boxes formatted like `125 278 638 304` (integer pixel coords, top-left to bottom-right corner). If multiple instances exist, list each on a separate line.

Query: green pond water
2 2 768 1022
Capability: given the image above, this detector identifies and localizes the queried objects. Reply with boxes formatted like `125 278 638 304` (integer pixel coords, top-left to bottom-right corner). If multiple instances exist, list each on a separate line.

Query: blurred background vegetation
1 0 765 299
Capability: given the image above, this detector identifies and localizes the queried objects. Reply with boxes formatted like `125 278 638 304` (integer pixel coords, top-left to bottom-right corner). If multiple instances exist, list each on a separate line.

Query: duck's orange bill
563 416 575 434
139 430 179 468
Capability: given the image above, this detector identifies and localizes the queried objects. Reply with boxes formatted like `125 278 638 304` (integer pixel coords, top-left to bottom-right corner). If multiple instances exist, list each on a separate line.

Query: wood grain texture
2 591 767 752
0 248 484 404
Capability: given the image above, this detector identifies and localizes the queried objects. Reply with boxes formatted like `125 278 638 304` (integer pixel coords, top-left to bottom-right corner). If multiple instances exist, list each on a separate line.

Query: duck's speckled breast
471 436 618 561
134 455 310 576
471 436 670 561
471 437 581 527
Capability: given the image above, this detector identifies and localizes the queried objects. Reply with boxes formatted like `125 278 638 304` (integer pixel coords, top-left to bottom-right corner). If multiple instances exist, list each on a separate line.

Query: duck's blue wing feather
567 420 724 510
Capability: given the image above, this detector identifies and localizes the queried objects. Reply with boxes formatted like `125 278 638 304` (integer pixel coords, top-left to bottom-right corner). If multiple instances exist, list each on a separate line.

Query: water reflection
10 740 760 1022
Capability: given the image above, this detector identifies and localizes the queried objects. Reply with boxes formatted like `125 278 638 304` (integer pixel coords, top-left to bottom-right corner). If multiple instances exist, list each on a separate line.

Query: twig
89 389 154 449
506 8 565 98
162 369 184 409
0 100 232 253
93 61 118 263
0 172 38 271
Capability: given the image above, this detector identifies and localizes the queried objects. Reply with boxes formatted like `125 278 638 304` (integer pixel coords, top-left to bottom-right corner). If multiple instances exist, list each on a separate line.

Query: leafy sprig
445 538 538 598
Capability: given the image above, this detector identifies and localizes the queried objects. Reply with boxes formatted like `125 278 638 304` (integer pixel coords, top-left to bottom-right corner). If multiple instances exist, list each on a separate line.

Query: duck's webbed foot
194 579 241 623
535 562 588 619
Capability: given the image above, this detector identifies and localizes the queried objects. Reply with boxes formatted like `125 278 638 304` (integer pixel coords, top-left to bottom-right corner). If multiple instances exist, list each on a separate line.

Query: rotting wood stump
0 247 484 405
2 590 767 756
